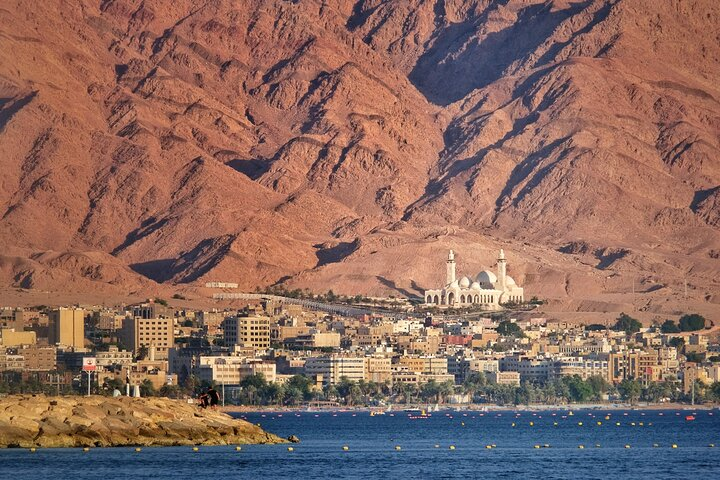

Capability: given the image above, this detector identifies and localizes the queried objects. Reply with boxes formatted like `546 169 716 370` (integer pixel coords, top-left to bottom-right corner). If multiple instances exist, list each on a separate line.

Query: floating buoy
235 446 242 451
461 422 465 426
287 447 294 452
449 445 456 450
597 421 602 426
616 422 621 426
672 444 678 449
578 422 583 426
192 447 199 452
529 422 534 426
135 448 142 453
395 446 401 451
511 423 516 427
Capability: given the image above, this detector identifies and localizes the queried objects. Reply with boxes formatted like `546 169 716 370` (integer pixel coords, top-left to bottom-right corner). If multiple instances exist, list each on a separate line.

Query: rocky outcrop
0 395 287 448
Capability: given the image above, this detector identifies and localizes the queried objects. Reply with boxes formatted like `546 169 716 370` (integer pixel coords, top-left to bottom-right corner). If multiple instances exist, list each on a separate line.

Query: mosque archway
434 295 440 304
447 292 455 304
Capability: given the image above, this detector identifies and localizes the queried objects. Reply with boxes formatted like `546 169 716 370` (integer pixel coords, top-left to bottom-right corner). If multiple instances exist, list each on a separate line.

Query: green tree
668 337 685 349
661 320 680 333
497 320 524 337
586 375 610 400
617 379 642 404
613 313 642 334
139 379 156 397
585 324 606 331
678 314 706 332
563 375 593 403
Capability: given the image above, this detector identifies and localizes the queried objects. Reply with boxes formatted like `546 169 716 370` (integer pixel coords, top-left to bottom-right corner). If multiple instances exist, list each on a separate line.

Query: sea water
1 409 719 479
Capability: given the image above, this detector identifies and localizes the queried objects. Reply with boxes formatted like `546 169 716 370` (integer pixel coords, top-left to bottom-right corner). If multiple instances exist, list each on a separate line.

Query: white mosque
424 249 524 309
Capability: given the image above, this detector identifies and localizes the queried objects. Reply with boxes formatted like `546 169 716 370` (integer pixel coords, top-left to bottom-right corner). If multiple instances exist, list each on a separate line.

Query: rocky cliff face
0 0 718 313
0 395 285 448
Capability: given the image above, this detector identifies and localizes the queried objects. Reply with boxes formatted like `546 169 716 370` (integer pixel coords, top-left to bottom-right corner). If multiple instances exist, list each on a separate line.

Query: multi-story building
120 317 174 360
487 371 521 386
398 356 448 375
196 357 276 384
305 355 365 385
608 350 661 385
48 308 85 349
0 328 36 347
96 345 133 367
553 357 608 380
19 344 56 371
500 355 554 382
365 356 392 383
223 315 270 350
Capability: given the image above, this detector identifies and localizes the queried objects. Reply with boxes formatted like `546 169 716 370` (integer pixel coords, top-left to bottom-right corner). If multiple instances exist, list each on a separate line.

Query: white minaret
497 249 507 291
446 250 456 286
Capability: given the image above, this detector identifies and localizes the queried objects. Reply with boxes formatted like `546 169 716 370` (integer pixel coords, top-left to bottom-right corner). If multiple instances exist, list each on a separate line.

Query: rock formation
0 1 718 315
0 395 286 448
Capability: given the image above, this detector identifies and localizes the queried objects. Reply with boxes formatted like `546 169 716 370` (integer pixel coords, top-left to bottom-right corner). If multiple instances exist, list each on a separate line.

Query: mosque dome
506 275 516 286
477 270 497 284
470 282 482 290
449 280 459 288
459 276 471 288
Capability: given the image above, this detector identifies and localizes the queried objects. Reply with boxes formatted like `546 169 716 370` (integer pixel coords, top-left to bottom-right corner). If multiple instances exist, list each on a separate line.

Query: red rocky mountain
0 0 718 317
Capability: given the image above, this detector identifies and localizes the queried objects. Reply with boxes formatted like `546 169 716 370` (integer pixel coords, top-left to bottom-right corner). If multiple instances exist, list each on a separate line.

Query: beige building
366 356 392 383
120 317 174 360
96 345 133 367
223 316 270 350
398 356 449 375
197 357 277 384
305 355 366 385
487 371 521 386
0 328 36 347
18 344 56 371
48 308 85 349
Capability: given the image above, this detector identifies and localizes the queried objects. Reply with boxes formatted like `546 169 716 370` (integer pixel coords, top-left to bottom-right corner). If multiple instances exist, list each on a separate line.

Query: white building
424 249 524 309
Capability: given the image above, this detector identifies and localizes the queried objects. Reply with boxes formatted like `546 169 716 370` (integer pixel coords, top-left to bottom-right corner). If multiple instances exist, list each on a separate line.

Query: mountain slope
0 0 718 315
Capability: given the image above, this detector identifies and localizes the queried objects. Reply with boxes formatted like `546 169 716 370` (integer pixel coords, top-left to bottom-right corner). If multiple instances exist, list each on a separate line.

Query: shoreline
222 402 719 414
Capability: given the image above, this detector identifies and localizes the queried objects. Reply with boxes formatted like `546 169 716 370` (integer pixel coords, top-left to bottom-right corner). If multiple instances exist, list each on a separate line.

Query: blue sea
1 409 719 479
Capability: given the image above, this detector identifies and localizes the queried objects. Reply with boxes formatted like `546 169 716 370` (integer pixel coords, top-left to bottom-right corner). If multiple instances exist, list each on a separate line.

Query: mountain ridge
0 0 718 317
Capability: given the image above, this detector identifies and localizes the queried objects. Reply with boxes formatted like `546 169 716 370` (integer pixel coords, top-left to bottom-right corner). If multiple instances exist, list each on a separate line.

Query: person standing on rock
207 386 220 409
198 390 209 408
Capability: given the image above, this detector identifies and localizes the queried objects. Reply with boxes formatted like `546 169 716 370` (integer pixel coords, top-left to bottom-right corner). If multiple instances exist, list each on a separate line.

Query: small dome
449 280 459 288
470 282 482 290
477 270 497 284
459 276 471 288
506 275 516 285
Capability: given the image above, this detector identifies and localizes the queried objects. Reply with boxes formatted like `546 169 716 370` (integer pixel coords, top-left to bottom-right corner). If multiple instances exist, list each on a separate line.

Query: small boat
685 415 696 421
